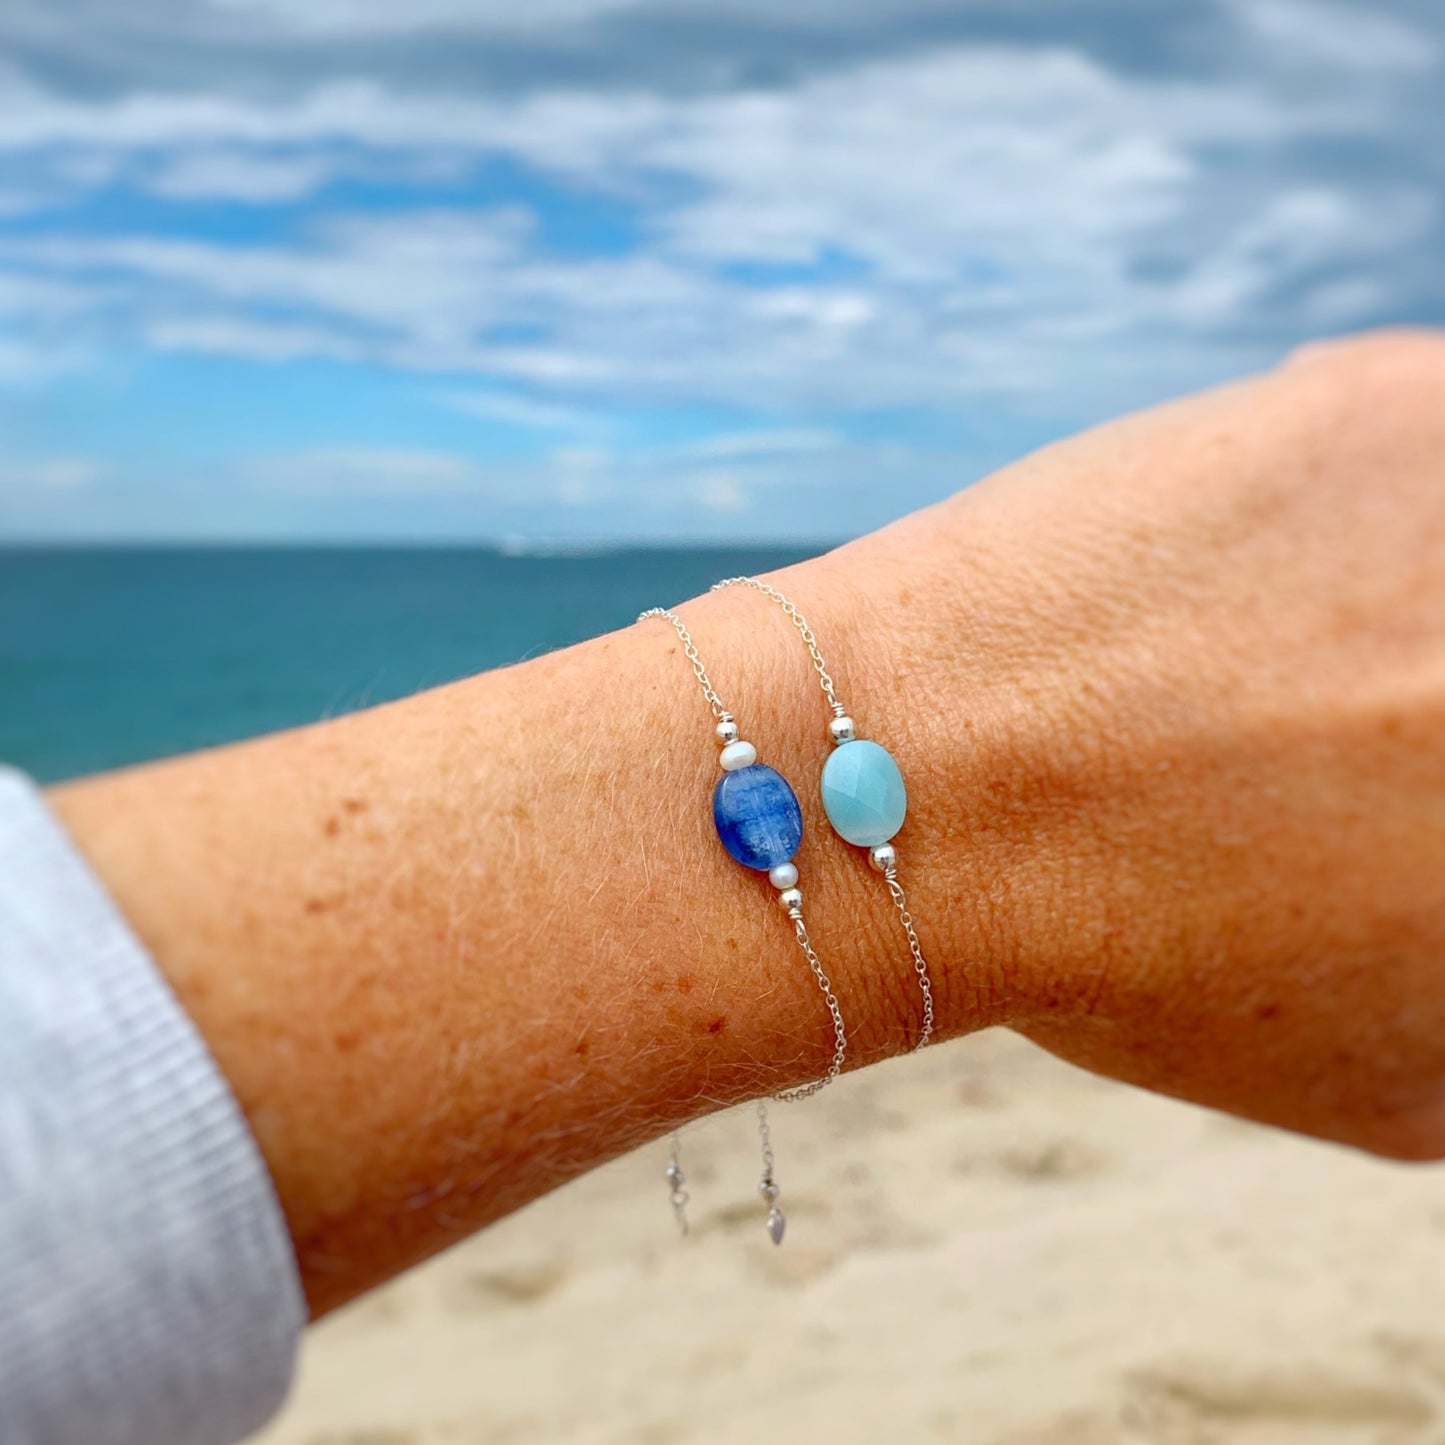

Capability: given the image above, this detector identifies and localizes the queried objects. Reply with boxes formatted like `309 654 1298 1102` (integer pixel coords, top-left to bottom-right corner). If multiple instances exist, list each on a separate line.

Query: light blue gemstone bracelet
638 604 850 1246
712 576 936 1048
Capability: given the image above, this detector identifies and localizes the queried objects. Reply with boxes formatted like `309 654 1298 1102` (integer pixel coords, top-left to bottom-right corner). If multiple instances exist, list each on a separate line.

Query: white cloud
691 471 750 513
0 332 91 385
1230 0 1436 73
206 0 640 34
440 390 600 430
244 447 483 495
145 149 341 202
147 315 368 363
0 453 101 494
206 424 945 534
33 457 99 489
1168 186 1434 325
0 0 1435 539
0 15 1437 429
673 428 840 460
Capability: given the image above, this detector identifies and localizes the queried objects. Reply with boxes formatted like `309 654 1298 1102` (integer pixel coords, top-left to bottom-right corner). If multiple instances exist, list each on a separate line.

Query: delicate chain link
711 575 939 1051
883 868 935 1049
637 606 733 721
755 1101 774 1182
772 909 848 1101
711 577 847 718
636 603 847 1099
666 1133 689 1235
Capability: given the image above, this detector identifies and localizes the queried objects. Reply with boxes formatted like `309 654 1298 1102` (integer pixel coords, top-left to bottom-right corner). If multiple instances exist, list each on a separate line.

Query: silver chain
756 1100 786 1243
756 1102 775 1182
710 575 937 1052
636 604 847 1098
711 577 847 717
639 601 858 1246
884 867 935 1048
665 1133 689 1236
636 606 732 722
772 908 848 1100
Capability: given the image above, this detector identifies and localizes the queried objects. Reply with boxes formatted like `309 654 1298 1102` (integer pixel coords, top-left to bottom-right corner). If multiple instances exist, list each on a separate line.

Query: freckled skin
49 330 1445 1316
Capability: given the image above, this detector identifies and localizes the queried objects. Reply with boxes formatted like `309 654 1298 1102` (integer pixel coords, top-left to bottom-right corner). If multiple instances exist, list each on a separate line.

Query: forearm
46 330 1445 1317
45 542 1015 1316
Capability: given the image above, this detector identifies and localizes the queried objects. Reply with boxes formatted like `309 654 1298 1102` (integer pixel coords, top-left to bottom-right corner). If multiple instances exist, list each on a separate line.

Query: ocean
0 545 822 783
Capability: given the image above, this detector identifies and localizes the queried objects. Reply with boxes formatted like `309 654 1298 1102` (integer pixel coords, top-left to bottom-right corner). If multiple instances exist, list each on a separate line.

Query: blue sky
0 0 1441 542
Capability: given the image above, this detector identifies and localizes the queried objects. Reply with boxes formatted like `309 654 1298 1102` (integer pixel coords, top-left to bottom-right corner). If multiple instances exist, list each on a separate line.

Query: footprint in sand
303 1431 418 1445
952 1137 1108 1183
1371 1333 1445 1414
320 1283 414 1339
747 1242 846 1287
1121 1358 1434 1441
954 1074 1005 1109
615 1419 696 1445
443 1258 571 1311
978 1409 1125 1445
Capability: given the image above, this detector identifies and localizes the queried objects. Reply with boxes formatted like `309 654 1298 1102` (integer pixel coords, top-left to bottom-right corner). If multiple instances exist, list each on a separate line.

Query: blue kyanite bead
712 763 804 871
821 739 907 847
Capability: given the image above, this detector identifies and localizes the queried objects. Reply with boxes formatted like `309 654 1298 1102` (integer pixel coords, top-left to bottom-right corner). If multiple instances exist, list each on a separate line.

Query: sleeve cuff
0 767 305 1445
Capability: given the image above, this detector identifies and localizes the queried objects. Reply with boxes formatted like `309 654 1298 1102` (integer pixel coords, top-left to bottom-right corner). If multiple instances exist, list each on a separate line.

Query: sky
0 0 1441 543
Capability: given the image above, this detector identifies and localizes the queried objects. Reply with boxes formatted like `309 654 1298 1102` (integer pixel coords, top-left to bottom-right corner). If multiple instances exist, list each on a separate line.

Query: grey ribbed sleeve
0 767 304 1445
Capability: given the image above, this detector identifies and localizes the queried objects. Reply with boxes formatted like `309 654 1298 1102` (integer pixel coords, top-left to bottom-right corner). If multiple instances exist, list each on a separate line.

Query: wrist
46 533 1037 1312
689 539 1029 1050
755 498 1104 1043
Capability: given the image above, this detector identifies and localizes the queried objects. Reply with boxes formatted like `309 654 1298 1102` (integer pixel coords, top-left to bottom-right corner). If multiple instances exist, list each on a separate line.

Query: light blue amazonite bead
820 738 907 847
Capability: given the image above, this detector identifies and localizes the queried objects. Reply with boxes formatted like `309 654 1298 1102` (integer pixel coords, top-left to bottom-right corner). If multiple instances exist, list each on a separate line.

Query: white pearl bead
719 740 757 771
768 862 799 890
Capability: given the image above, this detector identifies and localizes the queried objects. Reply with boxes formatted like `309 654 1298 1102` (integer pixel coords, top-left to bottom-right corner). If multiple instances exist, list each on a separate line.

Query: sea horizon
0 537 849 554
1 542 828 783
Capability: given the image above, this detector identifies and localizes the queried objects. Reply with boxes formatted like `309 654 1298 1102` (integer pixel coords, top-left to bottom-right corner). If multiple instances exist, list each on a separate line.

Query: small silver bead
758 1179 780 1203
665 1162 684 1184
777 886 804 912
829 715 857 745
716 718 739 746
868 843 897 873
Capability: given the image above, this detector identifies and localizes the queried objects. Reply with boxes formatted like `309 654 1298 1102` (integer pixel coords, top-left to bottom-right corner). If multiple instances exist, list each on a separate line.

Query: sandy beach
257 1030 1445 1444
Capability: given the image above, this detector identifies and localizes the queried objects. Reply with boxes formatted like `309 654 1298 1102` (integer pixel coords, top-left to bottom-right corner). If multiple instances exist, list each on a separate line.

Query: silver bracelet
638 604 849 1246
712 576 936 1047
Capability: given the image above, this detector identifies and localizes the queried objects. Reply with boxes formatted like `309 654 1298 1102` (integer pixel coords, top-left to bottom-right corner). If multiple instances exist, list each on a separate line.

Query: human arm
48 329 1445 1321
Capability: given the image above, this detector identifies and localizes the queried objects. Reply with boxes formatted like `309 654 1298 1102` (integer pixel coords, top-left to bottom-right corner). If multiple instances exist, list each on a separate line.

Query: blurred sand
257 1030 1445 1445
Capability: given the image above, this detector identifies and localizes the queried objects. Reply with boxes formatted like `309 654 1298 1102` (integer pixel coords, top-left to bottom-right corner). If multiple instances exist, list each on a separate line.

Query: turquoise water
0 546 821 783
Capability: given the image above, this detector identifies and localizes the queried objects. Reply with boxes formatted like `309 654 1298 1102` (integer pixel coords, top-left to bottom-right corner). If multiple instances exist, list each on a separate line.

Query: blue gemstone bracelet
638 604 850 1246
712 576 936 1048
